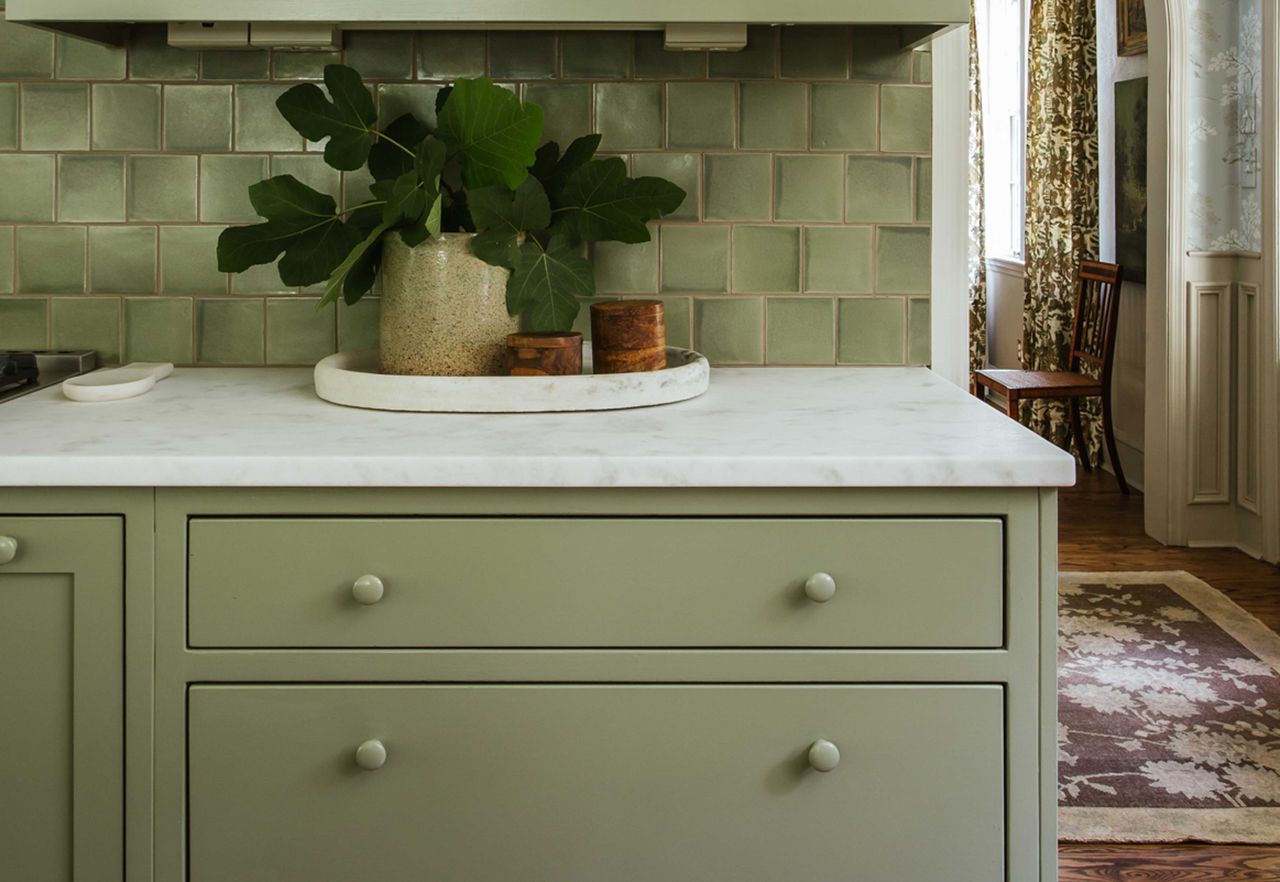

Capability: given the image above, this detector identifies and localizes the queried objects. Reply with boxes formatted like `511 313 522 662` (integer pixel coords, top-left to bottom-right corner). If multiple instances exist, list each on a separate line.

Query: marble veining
0 367 1076 488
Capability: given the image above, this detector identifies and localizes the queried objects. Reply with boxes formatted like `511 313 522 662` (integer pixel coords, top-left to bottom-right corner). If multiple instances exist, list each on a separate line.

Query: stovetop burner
0 350 98 403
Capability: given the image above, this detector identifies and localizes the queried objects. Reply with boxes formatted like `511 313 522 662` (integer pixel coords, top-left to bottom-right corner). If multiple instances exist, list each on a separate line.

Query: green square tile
21 84 88 150
269 155 343 205
51 297 120 363
851 27 913 82
196 298 263 364
775 154 843 222
127 25 199 80
91 83 161 150
128 155 198 222
523 83 590 148
739 82 807 149
845 155 913 222
667 82 735 149
592 232 657 294
266 298 336 364
703 154 770 222
767 297 834 365
377 83 444 129
0 85 18 150
880 84 932 153
417 31 486 80
0 226 11 293
342 167 376 213
732 225 800 293
160 227 227 294
660 225 727 293
694 297 763 364
232 260 297 295
907 297 930 365
838 296 905 364
781 26 849 80
634 33 705 80
631 153 698 221
201 155 269 223
915 158 932 222
805 227 873 293
0 298 48 349
236 84 305 151
560 32 630 79
914 50 933 84
55 35 126 79
0 155 55 222
200 50 269 81
343 31 414 80
273 50 340 81
0 19 54 78
90 227 157 294
876 226 930 293
654 295 691 349
594 83 663 151
709 26 777 79
59 154 125 222
125 297 193 363
338 297 380 351
164 85 232 151
811 83 878 150
487 32 557 80
17 227 86 294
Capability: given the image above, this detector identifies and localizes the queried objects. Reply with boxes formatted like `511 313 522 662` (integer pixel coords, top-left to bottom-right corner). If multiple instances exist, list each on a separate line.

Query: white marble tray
313 347 709 413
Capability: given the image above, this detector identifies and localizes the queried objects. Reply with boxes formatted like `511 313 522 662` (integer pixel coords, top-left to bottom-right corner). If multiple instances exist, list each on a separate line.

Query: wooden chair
973 260 1128 494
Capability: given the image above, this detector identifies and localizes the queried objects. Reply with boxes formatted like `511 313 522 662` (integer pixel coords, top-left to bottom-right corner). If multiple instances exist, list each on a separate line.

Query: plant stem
339 200 386 217
372 129 416 158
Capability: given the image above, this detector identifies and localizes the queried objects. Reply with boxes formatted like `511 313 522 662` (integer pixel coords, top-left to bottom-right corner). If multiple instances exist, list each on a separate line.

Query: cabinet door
0 517 123 882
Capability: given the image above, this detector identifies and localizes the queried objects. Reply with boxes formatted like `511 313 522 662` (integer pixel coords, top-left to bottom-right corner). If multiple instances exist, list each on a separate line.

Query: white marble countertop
0 366 1075 488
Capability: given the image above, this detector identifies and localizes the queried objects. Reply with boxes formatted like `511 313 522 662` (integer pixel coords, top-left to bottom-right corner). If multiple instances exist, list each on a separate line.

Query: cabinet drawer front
188 517 1003 648
188 685 1004 882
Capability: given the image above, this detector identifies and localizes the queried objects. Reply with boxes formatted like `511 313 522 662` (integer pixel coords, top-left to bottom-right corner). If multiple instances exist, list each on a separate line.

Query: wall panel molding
1186 281 1232 504
1237 282 1261 514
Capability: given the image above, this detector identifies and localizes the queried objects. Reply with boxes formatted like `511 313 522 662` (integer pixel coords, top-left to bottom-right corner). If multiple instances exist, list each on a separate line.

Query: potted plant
217 65 686 376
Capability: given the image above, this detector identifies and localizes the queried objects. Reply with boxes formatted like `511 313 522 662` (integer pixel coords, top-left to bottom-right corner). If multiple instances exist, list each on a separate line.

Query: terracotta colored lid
506 331 583 349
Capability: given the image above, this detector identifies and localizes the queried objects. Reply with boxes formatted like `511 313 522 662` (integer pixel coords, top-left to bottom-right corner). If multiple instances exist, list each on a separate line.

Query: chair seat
974 369 1102 399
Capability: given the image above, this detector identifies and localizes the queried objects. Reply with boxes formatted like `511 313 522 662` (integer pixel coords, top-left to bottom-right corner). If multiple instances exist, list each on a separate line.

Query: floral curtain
1022 0 1101 457
968 0 988 385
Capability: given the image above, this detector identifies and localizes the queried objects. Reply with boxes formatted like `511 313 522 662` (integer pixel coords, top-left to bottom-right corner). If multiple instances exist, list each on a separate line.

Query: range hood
4 1 966 50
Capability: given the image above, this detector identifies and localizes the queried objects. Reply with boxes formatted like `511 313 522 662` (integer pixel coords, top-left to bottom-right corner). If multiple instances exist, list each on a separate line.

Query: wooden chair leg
1069 398 1091 471
1100 389 1129 495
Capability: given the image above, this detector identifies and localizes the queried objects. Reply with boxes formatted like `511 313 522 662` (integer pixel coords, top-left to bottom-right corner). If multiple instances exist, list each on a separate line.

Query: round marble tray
313 347 709 413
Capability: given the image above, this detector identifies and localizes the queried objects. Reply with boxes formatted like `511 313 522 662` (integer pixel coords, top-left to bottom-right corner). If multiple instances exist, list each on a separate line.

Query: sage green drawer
188 684 1005 882
187 517 1004 648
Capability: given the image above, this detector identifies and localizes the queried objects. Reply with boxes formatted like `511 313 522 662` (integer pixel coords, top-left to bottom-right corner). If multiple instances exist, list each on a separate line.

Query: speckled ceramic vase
378 233 518 376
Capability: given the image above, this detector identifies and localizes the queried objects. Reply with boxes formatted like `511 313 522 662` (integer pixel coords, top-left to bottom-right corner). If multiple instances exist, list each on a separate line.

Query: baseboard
1100 438 1145 493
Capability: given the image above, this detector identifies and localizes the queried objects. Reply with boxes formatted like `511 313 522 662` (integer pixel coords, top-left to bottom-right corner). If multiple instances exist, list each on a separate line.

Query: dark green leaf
556 133 601 182
471 228 521 268
468 177 550 269
342 238 382 305
436 77 543 189
322 221 391 307
368 113 431 181
434 85 453 116
530 141 560 190
275 65 377 171
248 174 337 221
558 158 686 244
380 171 427 227
506 240 594 331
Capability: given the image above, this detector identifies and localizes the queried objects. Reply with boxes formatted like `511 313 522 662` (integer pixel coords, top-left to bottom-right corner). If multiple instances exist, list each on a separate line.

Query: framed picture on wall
1115 77 1148 283
1119 0 1148 56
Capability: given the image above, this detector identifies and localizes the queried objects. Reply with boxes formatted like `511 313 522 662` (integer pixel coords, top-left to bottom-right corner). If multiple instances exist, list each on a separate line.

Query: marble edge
0 454 1079 488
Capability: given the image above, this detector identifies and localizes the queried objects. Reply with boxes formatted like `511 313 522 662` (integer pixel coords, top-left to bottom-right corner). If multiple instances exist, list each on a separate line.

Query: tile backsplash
0 21 932 367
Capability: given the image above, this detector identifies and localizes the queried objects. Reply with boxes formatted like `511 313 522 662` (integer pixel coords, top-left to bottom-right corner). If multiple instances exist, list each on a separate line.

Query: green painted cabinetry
0 517 124 882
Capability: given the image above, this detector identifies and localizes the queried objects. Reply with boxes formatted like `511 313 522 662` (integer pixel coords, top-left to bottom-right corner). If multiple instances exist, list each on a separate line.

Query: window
978 0 1030 261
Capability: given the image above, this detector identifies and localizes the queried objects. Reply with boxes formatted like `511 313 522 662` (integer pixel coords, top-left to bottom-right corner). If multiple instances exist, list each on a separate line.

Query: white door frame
931 25 971 388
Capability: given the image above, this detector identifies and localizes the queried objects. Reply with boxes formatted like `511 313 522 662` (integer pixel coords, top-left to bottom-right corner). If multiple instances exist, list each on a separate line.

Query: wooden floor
1057 470 1280 881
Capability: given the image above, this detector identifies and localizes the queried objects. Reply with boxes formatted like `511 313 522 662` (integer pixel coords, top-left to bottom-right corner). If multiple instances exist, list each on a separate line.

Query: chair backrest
1068 260 1124 378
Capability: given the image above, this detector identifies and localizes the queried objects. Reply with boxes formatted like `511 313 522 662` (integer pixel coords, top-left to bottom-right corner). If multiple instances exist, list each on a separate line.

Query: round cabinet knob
351 574 385 605
803 572 837 603
0 536 17 565
355 739 387 771
808 739 841 773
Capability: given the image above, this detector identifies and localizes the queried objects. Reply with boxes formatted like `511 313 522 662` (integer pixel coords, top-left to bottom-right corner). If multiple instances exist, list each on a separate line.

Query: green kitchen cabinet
0 516 124 882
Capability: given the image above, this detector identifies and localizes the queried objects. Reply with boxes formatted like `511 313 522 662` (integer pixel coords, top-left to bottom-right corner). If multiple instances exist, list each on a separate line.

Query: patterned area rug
1058 572 1280 844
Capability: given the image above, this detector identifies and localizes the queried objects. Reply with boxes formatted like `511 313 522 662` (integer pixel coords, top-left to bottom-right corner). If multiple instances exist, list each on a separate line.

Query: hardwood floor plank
1057 471 1280 879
